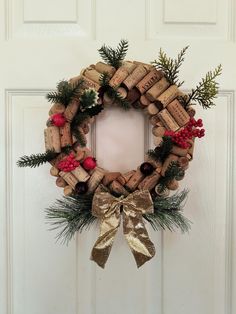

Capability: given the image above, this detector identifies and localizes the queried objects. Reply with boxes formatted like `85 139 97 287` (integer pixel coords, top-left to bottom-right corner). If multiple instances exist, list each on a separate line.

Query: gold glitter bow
90 189 156 268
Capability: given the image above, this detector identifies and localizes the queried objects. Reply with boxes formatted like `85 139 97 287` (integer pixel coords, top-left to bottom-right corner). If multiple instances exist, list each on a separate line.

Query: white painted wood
0 0 236 313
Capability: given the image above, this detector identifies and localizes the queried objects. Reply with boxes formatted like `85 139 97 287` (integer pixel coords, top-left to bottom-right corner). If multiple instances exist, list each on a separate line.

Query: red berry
82 157 97 170
50 113 66 127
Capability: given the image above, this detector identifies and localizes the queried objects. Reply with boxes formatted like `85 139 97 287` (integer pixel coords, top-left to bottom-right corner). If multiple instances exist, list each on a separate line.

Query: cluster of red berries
164 118 205 149
57 153 80 172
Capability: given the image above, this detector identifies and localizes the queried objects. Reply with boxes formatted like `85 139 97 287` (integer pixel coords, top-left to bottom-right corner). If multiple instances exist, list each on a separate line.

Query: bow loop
90 189 156 268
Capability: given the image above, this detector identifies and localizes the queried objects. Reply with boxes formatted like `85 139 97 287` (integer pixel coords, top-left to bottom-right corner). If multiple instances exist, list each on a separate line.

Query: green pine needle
98 39 129 69
147 136 173 162
158 161 185 192
152 46 189 87
72 127 87 147
46 194 96 244
16 150 58 168
46 79 84 106
186 64 222 109
80 89 98 111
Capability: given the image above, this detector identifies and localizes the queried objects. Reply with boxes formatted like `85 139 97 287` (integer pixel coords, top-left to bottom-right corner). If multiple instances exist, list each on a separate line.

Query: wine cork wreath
17 41 221 264
46 61 201 198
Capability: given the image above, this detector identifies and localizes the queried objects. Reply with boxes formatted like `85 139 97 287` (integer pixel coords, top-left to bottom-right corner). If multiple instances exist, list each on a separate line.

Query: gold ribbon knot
90 189 156 268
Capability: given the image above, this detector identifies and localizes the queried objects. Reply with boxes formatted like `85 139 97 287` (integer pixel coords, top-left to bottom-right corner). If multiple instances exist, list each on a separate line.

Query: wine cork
149 114 160 126
145 155 162 170
59 171 78 189
74 149 85 161
123 65 148 90
178 156 189 171
155 184 170 197
138 171 161 191
64 99 80 122
187 140 194 160
109 67 129 88
117 170 136 186
109 180 129 197
171 145 188 157
71 166 90 182
60 123 72 147
87 167 105 193
70 75 100 91
136 69 163 94
161 154 179 176
152 126 166 137
76 127 87 146
56 177 67 188
166 179 179 190
146 77 170 101
153 136 163 146
158 109 180 131
133 61 153 71
83 68 101 84
147 103 159 115
126 88 140 104
156 85 180 107
44 126 61 153
49 103 65 115
50 166 59 177
125 168 145 191
103 92 114 105
64 185 73 196
187 106 196 117
117 87 128 99
122 61 137 74
167 99 190 127
102 172 121 186
140 95 151 107
95 62 116 77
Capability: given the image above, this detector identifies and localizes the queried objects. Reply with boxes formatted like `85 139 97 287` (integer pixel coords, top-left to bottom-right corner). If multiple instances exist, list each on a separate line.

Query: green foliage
186 65 222 109
80 89 98 111
144 189 191 232
158 161 185 192
16 150 58 168
46 190 191 243
46 194 96 243
98 39 129 69
72 127 87 147
46 79 84 106
152 46 189 87
99 72 131 110
147 136 173 162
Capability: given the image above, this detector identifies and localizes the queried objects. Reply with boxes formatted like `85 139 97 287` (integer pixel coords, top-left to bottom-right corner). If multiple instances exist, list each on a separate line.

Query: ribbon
90 189 156 268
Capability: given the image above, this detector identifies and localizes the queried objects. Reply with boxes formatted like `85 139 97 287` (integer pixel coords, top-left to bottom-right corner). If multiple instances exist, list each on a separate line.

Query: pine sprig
99 72 131 110
98 39 129 69
46 194 96 243
152 46 189 87
46 79 84 106
148 136 173 162
17 150 58 168
186 65 222 109
144 189 191 232
72 127 87 147
158 161 185 192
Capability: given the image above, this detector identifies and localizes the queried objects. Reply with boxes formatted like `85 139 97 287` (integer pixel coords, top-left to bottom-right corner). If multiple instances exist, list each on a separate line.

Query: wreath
17 40 221 268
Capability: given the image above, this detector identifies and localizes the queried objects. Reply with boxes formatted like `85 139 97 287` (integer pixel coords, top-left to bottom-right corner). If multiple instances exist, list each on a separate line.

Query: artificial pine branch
147 136 173 162
152 46 189 87
99 73 131 110
17 150 58 168
46 194 96 243
71 127 87 147
98 39 129 69
153 189 189 211
186 65 222 109
144 210 191 233
158 161 185 192
46 79 84 106
80 89 98 111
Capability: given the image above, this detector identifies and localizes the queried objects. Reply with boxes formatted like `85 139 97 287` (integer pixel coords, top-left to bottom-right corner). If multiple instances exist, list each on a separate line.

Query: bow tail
90 215 121 268
123 214 156 268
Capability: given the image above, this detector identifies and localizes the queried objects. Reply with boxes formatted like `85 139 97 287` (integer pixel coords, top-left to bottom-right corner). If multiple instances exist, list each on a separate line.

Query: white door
1 1 236 314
